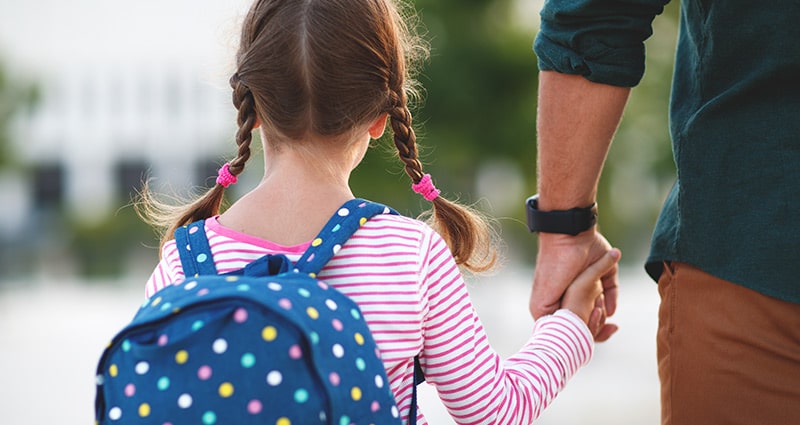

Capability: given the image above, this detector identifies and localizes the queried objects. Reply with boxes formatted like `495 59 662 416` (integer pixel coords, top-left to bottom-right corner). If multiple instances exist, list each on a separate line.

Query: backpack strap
295 198 395 275
174 220 218 277
409 356 425 425
174 199 395 278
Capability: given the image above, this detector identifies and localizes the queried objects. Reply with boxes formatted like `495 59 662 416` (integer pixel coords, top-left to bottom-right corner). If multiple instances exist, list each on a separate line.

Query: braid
228 73 256 177
388 93 424 183
387 88 497 273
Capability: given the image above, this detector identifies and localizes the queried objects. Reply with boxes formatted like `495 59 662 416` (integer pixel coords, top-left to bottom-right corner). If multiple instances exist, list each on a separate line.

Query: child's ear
368 113 389 139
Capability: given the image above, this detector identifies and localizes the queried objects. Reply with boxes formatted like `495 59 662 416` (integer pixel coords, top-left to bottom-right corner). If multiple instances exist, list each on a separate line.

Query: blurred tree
0 59 40 279
354 0 680 264
352 0 540 254
0 59 39 168
69 204 153 278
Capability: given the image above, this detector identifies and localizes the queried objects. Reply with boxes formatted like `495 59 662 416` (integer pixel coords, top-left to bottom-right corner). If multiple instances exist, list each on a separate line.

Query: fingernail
609 248 621 259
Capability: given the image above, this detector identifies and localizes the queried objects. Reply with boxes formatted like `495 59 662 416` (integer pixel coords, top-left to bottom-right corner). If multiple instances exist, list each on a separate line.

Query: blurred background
0 0 680 423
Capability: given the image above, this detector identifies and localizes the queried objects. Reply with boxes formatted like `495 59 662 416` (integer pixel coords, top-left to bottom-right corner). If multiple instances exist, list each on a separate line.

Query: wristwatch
525 194 597 236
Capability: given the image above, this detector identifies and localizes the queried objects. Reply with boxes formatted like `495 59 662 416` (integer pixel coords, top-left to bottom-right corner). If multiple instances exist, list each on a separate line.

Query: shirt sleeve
144 239 185 299
419 231 594 424
533 0 671 87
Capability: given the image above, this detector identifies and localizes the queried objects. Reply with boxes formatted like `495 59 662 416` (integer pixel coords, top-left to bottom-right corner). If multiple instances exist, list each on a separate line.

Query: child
140 0 619 423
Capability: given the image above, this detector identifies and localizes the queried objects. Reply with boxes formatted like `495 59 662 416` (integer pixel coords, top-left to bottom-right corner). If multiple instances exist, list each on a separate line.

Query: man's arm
535 71 630 210
531 71 630 341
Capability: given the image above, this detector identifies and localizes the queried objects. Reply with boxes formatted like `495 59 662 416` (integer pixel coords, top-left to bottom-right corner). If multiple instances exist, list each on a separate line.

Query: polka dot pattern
96 199 402 425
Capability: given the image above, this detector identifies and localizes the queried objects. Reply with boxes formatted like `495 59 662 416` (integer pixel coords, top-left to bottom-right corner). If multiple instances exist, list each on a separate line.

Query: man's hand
530 229 620 341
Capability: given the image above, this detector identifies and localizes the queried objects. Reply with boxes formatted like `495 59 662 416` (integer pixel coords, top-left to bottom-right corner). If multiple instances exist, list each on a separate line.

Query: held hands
561 247 620 339
531 230 620 341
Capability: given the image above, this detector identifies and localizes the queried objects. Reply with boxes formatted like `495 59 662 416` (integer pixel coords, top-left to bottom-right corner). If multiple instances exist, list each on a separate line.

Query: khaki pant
657 262 800 425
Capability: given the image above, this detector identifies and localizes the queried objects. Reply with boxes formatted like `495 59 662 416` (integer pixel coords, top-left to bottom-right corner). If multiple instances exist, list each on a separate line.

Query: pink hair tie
412 173 440 201
216 163 238 188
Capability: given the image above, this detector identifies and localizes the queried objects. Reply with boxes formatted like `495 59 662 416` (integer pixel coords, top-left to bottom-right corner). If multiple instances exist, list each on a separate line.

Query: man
527 1 800 424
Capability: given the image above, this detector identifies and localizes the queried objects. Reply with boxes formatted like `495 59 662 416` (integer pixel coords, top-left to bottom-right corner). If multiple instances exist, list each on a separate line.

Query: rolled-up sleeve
534 0 670 87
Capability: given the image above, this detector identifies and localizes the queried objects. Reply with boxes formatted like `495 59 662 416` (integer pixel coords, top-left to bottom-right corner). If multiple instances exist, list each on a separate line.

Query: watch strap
526 195 597 236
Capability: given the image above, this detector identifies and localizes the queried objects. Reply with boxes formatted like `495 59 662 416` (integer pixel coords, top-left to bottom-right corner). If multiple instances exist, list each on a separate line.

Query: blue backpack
95 199 420 425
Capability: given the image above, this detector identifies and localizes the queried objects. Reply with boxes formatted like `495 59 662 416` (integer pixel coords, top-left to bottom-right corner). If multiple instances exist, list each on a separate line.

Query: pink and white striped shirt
145 213 594 425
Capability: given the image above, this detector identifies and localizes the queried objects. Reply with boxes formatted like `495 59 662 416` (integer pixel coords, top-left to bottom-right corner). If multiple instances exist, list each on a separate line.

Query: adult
527 1 800 424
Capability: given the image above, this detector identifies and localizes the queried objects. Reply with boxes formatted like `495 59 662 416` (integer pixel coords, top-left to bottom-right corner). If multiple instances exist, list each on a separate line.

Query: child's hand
561 248 621 341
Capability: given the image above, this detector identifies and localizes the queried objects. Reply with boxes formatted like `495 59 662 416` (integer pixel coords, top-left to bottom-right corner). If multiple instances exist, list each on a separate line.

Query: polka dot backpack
95 199 413 425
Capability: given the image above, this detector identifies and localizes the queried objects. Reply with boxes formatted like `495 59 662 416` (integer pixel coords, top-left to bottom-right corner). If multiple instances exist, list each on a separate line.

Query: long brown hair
139 0 496 272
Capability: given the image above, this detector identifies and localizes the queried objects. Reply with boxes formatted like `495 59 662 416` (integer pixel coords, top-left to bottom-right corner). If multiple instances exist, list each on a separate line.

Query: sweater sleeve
533 0 670 87
144 239 185 299
419 231 593 424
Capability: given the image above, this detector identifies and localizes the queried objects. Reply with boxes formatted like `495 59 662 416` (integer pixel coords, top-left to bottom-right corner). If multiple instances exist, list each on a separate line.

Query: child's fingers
595 292 605 309
562 248 620 328
588 306 604 335
594 323 619 342
570 248 621 295
588 294 619 341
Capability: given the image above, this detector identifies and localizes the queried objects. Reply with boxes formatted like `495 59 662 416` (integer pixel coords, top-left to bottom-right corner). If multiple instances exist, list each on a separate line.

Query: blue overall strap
174 220 218 277
408 356 425 425
295 198 396 275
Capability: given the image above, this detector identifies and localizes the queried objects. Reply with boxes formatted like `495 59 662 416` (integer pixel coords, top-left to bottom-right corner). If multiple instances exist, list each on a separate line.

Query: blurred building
0 0 260 279
12 63 234 224
0 59 236 278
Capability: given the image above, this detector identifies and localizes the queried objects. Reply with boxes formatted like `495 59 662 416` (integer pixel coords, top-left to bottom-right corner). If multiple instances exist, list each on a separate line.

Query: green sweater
535 1 800 303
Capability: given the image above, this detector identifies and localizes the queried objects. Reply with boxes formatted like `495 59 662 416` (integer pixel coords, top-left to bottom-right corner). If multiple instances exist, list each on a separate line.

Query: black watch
525 194 597 236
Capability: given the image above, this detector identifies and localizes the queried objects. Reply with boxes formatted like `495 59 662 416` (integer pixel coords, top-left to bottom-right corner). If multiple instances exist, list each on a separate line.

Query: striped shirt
145 214 594 424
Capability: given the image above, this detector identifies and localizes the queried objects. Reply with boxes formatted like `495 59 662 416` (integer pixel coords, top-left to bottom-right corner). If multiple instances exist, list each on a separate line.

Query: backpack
95 199 418 425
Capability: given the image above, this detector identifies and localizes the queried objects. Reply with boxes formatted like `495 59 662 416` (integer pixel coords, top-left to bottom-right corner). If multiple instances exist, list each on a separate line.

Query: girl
140 0 619 423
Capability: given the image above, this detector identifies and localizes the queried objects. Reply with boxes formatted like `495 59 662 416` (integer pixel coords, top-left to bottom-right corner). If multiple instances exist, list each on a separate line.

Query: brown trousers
657 262 800 425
